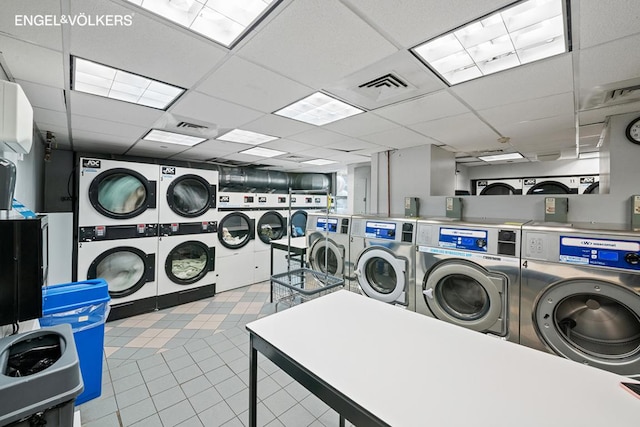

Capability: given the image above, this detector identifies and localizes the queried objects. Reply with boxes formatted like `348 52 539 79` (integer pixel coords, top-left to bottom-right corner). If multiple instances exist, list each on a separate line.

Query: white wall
430 145 456 196
456 164 470 193
466 157 599 180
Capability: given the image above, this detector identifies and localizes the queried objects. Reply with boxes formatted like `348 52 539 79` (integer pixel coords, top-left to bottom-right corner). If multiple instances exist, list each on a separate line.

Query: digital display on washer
316 217 338 232
438 227 488 252
559 235 640 270
365 221 396 240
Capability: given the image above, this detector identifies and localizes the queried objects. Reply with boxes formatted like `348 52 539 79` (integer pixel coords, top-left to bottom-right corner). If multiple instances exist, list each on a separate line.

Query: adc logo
258 197 267 203
162 166 176 175
524 179 536 185
580 177 595 184
82 159 101 168
219 195 230 203
477 180 488 187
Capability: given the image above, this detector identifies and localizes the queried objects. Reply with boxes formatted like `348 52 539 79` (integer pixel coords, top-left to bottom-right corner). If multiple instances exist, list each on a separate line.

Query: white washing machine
159 165 218 223
349 215 416 309
216 192 257 292
254 193 289 283
522 176 579 195
578 175 600 194
78 157 159 227
521 222 640 378
414 218 523 342
156 222 217 309
306 212 352 289
475 178 523 195
77 236 157 320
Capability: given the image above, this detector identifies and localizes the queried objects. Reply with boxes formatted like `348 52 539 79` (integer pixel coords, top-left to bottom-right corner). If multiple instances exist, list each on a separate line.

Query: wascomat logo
162 166 176 175
219 195 230 203
82 159 101 168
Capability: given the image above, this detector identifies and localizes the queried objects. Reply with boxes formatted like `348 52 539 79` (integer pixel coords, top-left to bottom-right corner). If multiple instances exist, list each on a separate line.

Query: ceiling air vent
359 73 408 89
604 85 640 104
176 121 208 130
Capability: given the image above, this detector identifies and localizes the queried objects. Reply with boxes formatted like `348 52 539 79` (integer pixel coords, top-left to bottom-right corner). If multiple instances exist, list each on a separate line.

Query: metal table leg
249 335 258 427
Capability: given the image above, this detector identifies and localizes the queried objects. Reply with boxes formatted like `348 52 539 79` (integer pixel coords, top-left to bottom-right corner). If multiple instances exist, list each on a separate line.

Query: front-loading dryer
216 192 257 292
78 157 159 227
578 175 600 194
306 212 352 289
158 165 218 223
414 218 524 342
349 215 416 309
521 222 640 378
522 176 579 195
254 193 289 283
77 234 158 321
475 178 523 195
156 221 217 309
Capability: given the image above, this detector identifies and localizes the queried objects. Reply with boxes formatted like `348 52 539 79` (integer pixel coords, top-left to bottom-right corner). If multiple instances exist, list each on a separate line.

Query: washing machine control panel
315 217 338 233
365 221 397 240
438 227 488 252
559 235 640 270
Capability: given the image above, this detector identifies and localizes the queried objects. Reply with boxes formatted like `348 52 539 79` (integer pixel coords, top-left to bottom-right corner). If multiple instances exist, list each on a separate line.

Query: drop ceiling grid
126 140 189 157
170 92 264 130
0 0 63 51
33 108 68 129
359 126 439 149
0 35 65 88
477 92 575 127
409 113 499 148
451 54 574 111
241 114 316 138
236 0 398 88
16 80 67 112
71 130 139 151
287 128 354 146
493 114 575 141
71 114 148 139
171 140 256 160
259 139 317 154
322 138 378 151
68 0 228 88
322 112 398 138
579 101 640 126
578 0 640 49
70 92 164 128
373 91 471 126
195 56 314 113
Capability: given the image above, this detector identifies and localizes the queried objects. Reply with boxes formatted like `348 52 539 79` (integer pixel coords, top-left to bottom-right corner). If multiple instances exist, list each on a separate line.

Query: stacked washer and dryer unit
156 165 218 310
77 158 160 320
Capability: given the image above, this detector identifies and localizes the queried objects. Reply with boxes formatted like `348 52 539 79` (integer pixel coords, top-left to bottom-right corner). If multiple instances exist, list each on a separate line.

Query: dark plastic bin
40 279 110 405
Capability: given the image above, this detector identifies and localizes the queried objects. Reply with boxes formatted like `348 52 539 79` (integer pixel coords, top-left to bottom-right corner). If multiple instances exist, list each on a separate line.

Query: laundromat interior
2 0 640 426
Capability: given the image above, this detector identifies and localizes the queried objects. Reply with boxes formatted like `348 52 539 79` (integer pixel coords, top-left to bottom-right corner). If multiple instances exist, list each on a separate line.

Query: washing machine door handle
423 288 434 299
354 268 362 277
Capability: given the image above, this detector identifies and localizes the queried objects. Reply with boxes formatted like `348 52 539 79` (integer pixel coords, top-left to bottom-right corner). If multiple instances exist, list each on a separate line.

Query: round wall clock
625 116 640 144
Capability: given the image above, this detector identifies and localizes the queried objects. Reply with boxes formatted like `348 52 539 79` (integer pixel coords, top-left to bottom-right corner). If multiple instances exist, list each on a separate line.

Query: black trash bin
0 324 84 427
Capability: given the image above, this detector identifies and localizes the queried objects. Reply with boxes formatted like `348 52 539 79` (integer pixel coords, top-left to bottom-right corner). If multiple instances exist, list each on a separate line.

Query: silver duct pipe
217 166 329 192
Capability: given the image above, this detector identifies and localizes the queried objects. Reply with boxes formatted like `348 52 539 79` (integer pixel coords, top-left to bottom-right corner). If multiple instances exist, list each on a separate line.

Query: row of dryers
75 157 325 320
305 212 640 379
475 175 599 195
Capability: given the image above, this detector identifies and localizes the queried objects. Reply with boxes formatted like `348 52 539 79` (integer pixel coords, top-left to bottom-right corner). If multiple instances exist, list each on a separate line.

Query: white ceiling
1 0 640 173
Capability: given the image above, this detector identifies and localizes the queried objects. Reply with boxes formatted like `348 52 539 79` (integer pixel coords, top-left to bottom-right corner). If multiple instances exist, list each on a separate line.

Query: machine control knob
625 253 640 265
476 238 486 248
423 288 434 299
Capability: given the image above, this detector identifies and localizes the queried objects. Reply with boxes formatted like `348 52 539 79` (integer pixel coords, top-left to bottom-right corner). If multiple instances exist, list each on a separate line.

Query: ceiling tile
34 108 67 128
38 125 70 147
69 0 227 88
360 127 438 149
125 140 187 158
71 115 147 139
260 139 316 153
325 152 370 163
579 0 640 49
241 114 315 138
579 101 640 126
15 80 66 112
0 35 64 87
410 113 499 148
289 128 351 146
169 140 248 161
323 139 378 151
196 56 313 113
451 54 574 110
323 113 398 137
0 0 63 51
70 91 164 127
479 93 575 127
72 131 135 154
374 91 470 125
344 0 513 47
171 92 264 130
237 0 398 87
295 147 343 158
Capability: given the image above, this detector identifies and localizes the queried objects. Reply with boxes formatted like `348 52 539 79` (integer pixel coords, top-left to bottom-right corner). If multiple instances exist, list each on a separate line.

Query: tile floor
79 281 352 427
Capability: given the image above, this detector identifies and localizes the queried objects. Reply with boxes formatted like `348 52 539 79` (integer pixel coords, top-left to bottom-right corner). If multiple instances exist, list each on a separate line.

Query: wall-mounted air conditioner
0 81 33 154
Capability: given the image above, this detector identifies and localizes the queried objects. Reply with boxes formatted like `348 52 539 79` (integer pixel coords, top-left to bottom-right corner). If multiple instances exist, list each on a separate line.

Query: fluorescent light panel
125 0 279 48
143 129 207 146
240 146 286 158
478 152 524 162
302 159 336 166
73 57 184 109
411 0 568 85
216 129 279 145
274 92 364 126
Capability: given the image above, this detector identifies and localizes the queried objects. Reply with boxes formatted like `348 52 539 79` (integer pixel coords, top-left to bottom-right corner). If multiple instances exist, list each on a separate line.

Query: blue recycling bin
40 279 110 405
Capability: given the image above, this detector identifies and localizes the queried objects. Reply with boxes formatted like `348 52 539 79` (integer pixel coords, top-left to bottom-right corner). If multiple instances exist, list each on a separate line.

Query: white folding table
246 290 640 426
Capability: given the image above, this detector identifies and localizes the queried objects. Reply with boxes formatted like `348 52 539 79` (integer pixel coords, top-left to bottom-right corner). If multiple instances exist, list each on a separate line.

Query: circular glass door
480 183 517 196
355 248 405 303
165 241 212 284
535 279 640 375
87 247 149 298
527 181 571 195
423 261 505 333
290 211 307 237
584 182 599 194
257 211 286 244
309 239 344 276
218 212 253 249
167 175 213 217
89 168 152 219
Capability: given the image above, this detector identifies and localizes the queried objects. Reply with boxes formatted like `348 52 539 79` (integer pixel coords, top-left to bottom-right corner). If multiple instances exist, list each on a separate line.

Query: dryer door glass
166 241 211 284
480 183 516 196
527 181 571 194
92 170 149 218
219 213 252 249
314 246 339 275
291 211 308 237
257 211 286 244
92 249 147 298
168 175 212 217
436 274 490 320
365 258 397 294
